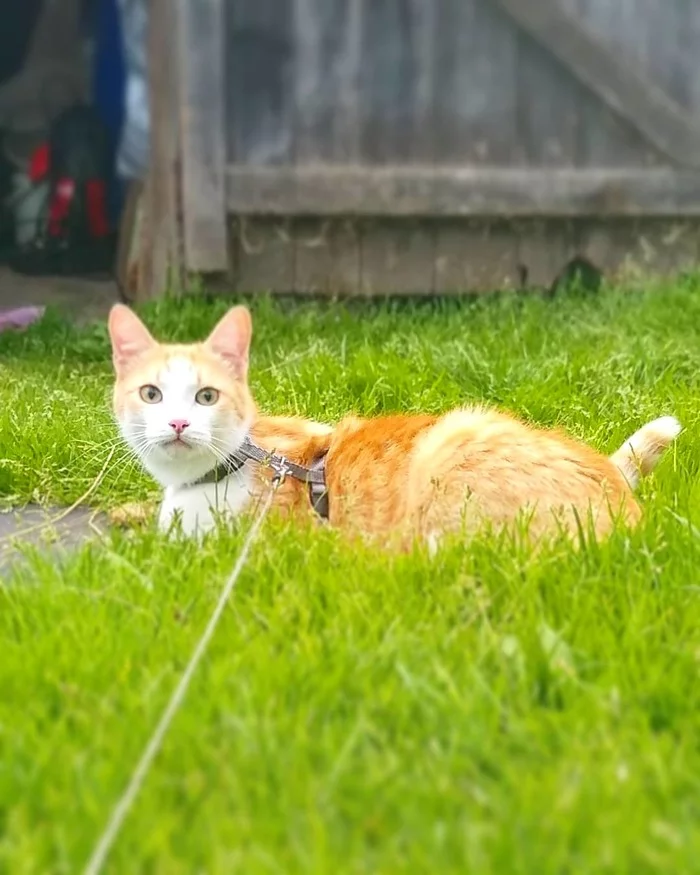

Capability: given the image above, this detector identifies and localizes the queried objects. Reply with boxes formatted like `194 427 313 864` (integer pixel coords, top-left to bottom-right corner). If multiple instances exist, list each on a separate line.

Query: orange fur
251 407 679 550
285 410 640 547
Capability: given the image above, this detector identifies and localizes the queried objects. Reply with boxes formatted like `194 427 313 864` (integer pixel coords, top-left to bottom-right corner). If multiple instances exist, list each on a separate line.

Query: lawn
1 281 700 874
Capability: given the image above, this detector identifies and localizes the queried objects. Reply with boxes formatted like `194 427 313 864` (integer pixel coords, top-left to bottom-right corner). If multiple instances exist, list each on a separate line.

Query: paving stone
0 505 109 574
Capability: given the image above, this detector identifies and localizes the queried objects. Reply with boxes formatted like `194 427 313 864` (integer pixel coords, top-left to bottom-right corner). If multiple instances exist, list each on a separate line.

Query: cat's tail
610 415 682 489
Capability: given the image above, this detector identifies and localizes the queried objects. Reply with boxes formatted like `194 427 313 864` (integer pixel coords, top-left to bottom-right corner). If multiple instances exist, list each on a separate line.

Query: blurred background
0 0 698 324
0 0 140 325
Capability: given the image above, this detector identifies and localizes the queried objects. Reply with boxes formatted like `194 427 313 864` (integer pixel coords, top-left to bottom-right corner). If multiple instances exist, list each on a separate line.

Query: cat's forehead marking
159 355 199 389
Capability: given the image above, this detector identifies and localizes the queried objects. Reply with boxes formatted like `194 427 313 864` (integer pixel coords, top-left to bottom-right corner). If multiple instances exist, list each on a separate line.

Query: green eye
195 387 219 406
139 384 162 403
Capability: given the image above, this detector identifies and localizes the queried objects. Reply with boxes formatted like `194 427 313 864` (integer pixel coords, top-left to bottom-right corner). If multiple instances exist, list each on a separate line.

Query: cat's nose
169 419 190 435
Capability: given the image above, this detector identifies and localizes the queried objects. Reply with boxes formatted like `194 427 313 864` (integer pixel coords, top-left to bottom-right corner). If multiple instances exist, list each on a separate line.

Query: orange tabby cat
108 303 680 546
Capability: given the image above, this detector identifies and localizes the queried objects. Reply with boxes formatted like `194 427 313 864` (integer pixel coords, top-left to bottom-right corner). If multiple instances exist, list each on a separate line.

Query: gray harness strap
307 452 329 520
192 455 246 485
192 436 330 520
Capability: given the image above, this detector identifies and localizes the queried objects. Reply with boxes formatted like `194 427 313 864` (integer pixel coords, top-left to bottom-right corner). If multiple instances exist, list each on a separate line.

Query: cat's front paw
108 501 155 529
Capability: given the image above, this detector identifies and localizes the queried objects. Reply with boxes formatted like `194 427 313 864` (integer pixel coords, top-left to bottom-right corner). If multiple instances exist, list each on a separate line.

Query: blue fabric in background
90 0 126 224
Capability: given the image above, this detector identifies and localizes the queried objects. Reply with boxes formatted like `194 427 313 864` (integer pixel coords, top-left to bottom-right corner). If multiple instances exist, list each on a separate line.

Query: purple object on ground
0 306 45 331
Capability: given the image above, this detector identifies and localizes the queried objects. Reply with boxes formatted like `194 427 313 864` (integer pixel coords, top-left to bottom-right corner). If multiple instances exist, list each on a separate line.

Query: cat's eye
139 384 162 404
195 387 219 406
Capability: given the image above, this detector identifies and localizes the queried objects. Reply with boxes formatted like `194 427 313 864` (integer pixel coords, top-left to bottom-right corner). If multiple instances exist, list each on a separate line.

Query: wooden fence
133 0 700 300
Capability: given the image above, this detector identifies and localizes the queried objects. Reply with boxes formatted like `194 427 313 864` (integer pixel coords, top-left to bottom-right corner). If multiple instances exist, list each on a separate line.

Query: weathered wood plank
231 217 295 293
434 0 520 164
292 0 325 162
573 100 662 169
226 165 700 217
673 1 700 119
515 0 651 169
660 0 700 114
359 0 437 163
435 221 521 292
224 0 294 165
517 220 578 289
492 0 700 168
515 31 579 167
294 219 361 295
290 0 362 293
176 0 227 272
227 216 700 297
293 0 363 162
355 0 437 293
560 0 663 167
139 0 183 300
359 221 435 295
577 219 700 281
116 180 144 303
567 0 698 115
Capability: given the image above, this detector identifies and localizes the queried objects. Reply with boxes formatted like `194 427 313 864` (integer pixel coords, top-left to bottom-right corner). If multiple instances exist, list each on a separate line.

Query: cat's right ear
108 304 156 373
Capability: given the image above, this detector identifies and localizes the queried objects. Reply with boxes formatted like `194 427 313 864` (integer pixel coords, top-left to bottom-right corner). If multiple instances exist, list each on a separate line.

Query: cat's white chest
158 468 253 536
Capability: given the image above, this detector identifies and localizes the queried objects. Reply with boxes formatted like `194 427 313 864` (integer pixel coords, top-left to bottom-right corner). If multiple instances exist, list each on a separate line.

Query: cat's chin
155 441 211 465
140 448 218 488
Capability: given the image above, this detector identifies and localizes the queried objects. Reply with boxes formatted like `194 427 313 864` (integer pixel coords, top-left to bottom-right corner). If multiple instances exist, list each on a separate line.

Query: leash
83 480 281 875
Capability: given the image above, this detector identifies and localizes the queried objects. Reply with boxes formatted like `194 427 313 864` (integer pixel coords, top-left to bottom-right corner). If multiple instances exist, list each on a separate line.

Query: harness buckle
268 453 291 486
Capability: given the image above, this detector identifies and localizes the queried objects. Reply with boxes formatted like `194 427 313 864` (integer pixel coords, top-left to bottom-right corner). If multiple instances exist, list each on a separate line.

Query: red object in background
27 143 110 240
28 143 49 183
47 178 74 237
86 180 109 238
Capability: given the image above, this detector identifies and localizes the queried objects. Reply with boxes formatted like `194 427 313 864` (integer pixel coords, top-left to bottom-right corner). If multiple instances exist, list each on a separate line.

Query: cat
108 303 332 535
108 303 681 547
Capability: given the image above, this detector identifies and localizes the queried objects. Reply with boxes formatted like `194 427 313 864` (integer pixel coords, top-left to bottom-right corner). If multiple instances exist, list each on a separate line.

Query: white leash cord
83 486 277 875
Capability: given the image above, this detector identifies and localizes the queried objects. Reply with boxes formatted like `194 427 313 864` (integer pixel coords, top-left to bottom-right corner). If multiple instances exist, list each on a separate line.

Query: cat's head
108 304 256 487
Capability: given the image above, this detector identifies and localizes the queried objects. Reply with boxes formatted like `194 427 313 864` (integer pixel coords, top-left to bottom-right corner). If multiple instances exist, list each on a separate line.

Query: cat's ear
205 305 252 380
108 304 156 372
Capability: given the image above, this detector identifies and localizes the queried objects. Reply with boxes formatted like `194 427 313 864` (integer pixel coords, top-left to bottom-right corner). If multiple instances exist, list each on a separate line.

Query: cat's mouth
161 436 195 451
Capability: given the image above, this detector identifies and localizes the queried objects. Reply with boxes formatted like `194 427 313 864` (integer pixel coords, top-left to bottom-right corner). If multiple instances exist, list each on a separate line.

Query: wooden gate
136 0 700 299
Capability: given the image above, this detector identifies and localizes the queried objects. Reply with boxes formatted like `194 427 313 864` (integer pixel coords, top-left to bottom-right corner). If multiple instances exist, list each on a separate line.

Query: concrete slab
0 266 118 324
0 505 109 575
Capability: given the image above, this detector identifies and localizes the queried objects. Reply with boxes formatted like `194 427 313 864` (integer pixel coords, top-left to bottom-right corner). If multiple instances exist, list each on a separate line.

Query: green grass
2 280 700 873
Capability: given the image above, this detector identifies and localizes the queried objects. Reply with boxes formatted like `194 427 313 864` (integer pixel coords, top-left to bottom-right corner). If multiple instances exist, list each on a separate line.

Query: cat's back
324 406 640 541
413 405 631 491
410 405 640 537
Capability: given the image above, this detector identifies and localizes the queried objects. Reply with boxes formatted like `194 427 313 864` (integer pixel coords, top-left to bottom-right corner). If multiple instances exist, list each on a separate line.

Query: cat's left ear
205 305 252 380
108 304 157 373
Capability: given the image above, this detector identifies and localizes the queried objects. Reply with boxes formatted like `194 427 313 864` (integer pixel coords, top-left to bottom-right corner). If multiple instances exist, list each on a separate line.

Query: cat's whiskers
75 437 125 453
208 436 245 468
204 438 250 489
77 439 139 472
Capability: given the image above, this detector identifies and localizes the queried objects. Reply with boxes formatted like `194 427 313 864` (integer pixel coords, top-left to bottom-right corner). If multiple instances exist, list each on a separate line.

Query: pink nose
169 419 190 435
